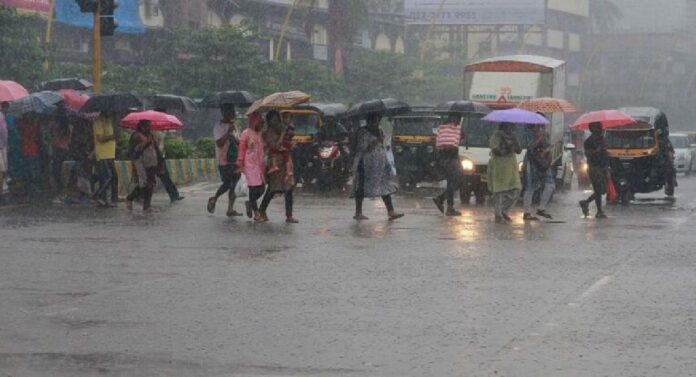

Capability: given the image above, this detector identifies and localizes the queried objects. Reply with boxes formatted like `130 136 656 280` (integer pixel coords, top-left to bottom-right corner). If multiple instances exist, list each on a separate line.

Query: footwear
259 211 269 222
536 210 553 219
286 216 299 224
172 196 185 202
596 212 608 219
244 201 252 218
523 213 540 221
388 212 405 221
253 212 268 222
432 197 445 214
579 200 590 217
94 198 108 207
207 197 216 214
445 208 462 217
353 214 369 221
502 213 512 222
226 209 243 217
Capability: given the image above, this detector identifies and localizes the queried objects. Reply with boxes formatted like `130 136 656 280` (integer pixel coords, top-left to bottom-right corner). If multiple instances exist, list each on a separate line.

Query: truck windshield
463 118 531 149
606 130 656 149
290 114 319 136
393 117 440 136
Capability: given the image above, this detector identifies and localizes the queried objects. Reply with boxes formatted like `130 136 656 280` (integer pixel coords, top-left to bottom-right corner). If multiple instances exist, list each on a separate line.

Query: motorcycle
314 141 350 191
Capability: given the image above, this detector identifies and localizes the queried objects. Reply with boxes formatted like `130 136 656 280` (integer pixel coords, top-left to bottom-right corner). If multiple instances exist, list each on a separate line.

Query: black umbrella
41 78 93 91
80 93 142 113
199 90 258 108
346 99 411 119
145 94 198 112
433 100 490 114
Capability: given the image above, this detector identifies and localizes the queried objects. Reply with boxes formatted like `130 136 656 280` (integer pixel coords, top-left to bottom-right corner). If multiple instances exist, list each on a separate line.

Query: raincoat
487 130 521 193
352 126 398 198
237 127 265 187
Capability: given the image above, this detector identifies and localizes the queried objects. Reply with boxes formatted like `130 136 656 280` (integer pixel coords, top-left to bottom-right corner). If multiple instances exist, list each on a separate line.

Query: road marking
568 275 613 306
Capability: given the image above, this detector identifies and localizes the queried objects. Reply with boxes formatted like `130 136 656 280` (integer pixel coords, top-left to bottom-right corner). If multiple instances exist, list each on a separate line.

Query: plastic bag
606 176 617 203
386 147 397 175
235 173 248 197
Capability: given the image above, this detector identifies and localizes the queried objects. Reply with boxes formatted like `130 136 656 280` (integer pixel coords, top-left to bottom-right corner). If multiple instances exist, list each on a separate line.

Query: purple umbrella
482 108 550 125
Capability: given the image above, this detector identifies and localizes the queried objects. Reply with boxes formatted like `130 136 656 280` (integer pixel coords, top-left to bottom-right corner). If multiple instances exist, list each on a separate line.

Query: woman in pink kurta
236 112 267 221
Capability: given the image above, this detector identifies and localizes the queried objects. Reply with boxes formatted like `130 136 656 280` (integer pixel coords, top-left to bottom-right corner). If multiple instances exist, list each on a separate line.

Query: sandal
388 212 405 221
286 216 299 224
353 214 369 221
207 197 216 214
244 201 252 218
226 210 243 217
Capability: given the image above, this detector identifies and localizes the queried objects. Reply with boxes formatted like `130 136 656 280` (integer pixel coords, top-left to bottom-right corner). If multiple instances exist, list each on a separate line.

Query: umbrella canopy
571 110 636 130
434 100 490 114
295 103 348 118
246 91 311 115
199 90 259 108
59 89 91 111
517 97 577 113
120 110 183 131
346 98 411 118
482 108 549 125
145 94 198 112
81 93 142 113
41 78 93 91
8 91 64 116
0 80 29 102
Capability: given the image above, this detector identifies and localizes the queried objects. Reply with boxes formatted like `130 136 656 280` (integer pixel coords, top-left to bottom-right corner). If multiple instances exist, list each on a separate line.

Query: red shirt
19 119 40 157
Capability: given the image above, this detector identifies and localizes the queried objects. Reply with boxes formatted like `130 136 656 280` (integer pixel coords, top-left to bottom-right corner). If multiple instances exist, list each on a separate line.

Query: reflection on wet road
1 178 696 376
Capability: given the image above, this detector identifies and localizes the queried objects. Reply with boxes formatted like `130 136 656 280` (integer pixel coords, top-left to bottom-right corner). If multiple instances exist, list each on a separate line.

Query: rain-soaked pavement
1 177 696 377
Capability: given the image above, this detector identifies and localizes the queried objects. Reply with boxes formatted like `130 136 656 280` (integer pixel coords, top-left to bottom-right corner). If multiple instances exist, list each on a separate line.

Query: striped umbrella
517 98 577 113
8 91 63 116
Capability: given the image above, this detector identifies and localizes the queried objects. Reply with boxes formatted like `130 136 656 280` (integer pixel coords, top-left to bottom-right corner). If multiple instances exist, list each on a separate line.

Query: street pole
93 1 102 92
43 0 55 71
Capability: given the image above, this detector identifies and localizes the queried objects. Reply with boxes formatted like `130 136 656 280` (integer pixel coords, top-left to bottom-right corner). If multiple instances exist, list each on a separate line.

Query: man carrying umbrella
521 123 555 221
579 121 609 219
92 112 119 206
125 120 159 212
207 103 242 217
433 112 464 217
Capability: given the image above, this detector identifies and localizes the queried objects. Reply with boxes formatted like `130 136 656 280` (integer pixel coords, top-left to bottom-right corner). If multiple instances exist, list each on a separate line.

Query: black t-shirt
584 135 609 168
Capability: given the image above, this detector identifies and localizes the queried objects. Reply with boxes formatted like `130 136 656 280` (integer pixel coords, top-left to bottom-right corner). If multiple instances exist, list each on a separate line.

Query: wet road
1 177 696 377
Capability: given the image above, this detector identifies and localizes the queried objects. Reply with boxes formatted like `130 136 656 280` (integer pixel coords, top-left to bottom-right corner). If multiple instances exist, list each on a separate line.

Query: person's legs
503 189 519 214
142 167 157 210
493 192 504 219
93 160 108 201
226 173 241 216
381 195 394 213
285 189 294 218
159 163 180 201
259 189 275 213
52 148 68 194
538 182 555 211
523 188 535 214
108 160 118 203
209 165 233 213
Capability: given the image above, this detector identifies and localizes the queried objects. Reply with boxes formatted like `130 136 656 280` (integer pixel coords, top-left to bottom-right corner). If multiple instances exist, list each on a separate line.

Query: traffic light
100 16 118 36
99 0 119 36
75 0 97 12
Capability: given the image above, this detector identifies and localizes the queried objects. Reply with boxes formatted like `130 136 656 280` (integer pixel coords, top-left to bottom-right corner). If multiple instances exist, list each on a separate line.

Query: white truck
459 55 574 203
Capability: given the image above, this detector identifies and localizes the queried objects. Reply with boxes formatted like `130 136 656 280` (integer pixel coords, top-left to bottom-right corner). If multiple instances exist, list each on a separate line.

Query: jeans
157 162 180 201
94 159 118 202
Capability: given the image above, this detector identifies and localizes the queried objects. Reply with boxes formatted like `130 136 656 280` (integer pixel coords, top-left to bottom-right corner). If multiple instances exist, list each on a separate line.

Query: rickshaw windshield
290 114 319 136
671 136 689 148
393 117 440 136
606 130 656 149
464 118 531 149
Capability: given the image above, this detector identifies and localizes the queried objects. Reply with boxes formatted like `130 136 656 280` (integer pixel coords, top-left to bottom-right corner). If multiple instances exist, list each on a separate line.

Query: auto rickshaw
390 107 443 188
608 107 676 204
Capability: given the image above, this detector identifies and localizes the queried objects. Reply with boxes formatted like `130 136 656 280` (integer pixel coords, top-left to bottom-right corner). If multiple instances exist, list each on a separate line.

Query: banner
405 0 546 25
54 0 145 34
0 0 51 12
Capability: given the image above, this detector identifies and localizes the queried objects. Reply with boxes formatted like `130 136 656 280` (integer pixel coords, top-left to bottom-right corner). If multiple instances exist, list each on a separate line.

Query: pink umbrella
119 110 183 131
59 89 91 111
0 80 29 102
571 110 636 130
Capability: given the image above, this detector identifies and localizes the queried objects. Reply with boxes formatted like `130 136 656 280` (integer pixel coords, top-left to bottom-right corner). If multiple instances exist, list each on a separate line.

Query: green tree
0 6 45 89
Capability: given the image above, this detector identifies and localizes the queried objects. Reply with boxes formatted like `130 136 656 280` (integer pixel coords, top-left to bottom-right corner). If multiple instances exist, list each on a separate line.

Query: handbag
606 176 617 203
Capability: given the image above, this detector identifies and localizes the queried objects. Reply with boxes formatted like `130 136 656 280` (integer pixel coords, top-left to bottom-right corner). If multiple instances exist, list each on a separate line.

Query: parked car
670 133 693 175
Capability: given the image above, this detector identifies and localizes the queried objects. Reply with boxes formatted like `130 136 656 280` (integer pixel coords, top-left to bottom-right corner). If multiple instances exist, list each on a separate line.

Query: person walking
521 124 555 221
0 103 9 202
579 121 609 219
126 120 158 212
207 104 242 216
92 112 118 206
236 112 266 222
153 130 184 203
432 113 463 216
352 114 404 221
258 110 298 223
17 114 42 199
488 122 522 223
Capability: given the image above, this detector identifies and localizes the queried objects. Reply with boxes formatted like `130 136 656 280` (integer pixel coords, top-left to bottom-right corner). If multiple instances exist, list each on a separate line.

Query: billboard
0 0 51 12
405 0 546 25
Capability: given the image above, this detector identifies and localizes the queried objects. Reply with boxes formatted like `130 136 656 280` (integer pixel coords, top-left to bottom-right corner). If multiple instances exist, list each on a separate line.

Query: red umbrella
571 110 636 130
119 110 183 131
0 80 29 102
59 89 91 111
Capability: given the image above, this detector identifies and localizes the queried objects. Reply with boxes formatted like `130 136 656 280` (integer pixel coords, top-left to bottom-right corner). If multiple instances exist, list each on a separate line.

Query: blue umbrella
482 108 549 125
9 91 64 116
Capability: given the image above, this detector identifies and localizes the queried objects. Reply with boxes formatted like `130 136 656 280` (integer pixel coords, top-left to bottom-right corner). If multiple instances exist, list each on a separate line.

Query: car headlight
581 162 588 173
461 159 474 172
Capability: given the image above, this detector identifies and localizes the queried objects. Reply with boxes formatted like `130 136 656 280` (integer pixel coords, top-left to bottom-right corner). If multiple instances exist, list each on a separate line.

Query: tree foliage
0 6 45 88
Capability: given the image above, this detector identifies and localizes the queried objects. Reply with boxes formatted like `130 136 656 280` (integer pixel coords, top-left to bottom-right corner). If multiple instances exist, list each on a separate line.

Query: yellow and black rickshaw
608 108 676 204
390 107 443 188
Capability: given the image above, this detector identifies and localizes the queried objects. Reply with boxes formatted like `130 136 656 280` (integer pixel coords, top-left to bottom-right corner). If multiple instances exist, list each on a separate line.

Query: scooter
314 141 349 191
